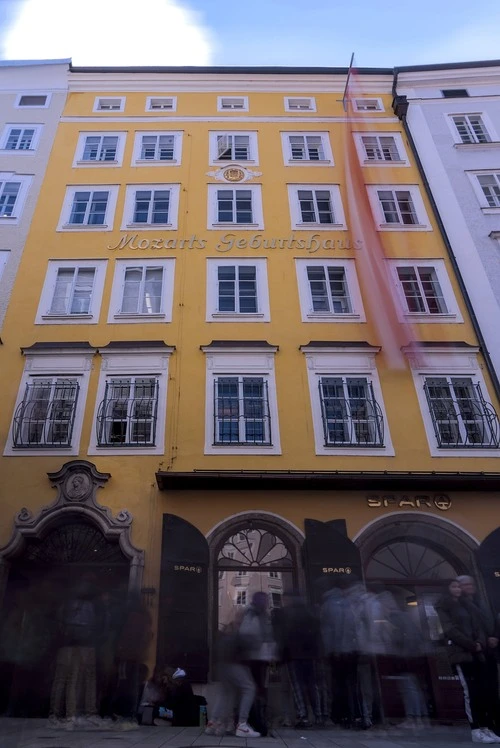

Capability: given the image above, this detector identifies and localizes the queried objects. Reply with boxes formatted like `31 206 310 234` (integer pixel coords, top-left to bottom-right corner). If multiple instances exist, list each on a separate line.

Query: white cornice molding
397 66 500 89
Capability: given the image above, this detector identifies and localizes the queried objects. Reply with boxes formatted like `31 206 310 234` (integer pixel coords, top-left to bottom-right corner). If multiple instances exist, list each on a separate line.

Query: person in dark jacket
273 593 322 729
436 579 499 744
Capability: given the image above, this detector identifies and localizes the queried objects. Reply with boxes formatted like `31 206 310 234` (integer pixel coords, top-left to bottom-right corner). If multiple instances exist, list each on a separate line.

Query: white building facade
0 59 69 329
395 61 500 384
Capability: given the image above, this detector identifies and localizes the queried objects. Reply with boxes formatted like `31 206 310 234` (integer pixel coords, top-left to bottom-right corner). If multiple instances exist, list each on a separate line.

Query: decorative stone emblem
65 472 92 502
207 165 262 183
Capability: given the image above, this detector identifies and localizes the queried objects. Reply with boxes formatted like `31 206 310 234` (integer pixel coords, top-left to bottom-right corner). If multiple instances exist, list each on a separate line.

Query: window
353 98 383 112
202 342 281 455
395 265 448 315
451 115 491 144
146 96 176 111
476 174 500 208
1 125 41 152
132 132 183 165
16 94 49 108
288 185 346 229
281 132 332 164
235 570 247 577
36 260 107 324
89 343 173 456
0 174 31 223
319 377 384 447
217 97 248 111
108 258 175 322
268 571 281 579
97 377 159 447
209 132 258 164
12 378 79 448
284 97 316 112
208 185 263 229
296 260 364 322
361 135 400 161
74 132 125 166
122 184 180 229
270 592 282 608
58 186 118 231
302 344 394 456
367 185 430 230
206 258 270 321
94 97 125 112
442 89 468 98
235 590 247 606
5 344 95 456
424 377 499 449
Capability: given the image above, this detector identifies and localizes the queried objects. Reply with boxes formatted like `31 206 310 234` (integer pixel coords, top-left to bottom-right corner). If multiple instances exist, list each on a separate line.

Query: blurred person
436 579 498 744
239 591 277 737
320 582 345 724
273 593 322 729
96 589 123 720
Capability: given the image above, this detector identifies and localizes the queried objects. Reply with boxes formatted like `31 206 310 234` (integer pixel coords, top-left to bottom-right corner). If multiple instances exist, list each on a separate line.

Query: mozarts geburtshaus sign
107 233 363 253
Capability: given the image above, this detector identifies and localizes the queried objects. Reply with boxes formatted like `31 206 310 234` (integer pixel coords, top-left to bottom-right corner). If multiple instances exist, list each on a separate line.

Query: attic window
285 97 315 111
441 89 469 98
218 97 248 111
95 97 124 112
147 97 176 111
354 98 383 112
17 95 47 107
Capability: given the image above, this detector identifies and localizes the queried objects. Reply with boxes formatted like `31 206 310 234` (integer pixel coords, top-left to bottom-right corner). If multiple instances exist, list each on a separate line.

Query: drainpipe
392 70 500 404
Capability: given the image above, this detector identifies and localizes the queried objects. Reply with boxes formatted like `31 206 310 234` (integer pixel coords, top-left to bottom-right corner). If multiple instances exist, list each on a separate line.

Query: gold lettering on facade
107 233 364 252
367 494 452 511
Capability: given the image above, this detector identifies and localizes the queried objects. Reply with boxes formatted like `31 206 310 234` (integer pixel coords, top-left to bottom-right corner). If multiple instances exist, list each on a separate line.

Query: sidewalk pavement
0 719 475 748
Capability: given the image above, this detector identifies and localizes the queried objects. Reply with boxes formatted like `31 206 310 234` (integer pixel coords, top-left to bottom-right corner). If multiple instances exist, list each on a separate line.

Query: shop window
295 259 365 321
288 184 346 229
207 185 263 229
96 377 159 447
121 184 180 230
367 184 430 230
36 260 107 324
209 132 258 164
206 258 270 322
281 132 332 164
132 132 183 165
108 258 175 322
202 342 281 455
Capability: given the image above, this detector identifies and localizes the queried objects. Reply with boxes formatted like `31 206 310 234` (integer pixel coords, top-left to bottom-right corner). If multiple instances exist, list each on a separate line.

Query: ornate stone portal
0 459 144 605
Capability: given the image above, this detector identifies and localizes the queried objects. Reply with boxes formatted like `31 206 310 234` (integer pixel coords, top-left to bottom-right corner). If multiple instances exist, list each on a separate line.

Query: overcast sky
0 0 498 68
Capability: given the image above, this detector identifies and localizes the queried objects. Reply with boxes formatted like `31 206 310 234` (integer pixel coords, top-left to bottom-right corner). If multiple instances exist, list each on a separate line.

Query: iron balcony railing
12 379 79 448
319 378 384 447
424 380 500 448
96 378 159 447
214 377 272 445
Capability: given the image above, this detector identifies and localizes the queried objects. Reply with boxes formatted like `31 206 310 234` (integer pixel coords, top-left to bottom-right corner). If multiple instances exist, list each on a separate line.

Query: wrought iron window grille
213 376 272 446
218 528 293 568
424 378 500 448
318 377 384 447
12 378 79 448
96 377 159 447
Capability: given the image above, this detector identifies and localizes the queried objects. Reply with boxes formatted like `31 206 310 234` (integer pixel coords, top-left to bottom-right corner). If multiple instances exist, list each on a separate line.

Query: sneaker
483 729 500 743
205 720 225 736
205 721 218 735
236 722 261 738
472 729 497 743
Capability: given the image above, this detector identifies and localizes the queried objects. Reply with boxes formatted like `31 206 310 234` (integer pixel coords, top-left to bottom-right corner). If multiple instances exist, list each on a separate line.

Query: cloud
3 0 214 66
410 15 500 65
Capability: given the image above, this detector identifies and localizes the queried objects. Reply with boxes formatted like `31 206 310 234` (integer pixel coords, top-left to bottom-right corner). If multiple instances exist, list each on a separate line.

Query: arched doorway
356 515 479 721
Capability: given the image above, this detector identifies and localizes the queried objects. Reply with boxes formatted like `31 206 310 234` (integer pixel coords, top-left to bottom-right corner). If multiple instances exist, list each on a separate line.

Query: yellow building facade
1 66 500 719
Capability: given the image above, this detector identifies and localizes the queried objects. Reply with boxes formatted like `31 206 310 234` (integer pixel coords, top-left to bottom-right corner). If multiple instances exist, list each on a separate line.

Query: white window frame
4 346 95 456
353 131 408 166
366 184 431 231
235 589 247 606
108 258 175 323
206 258 270 322
288 184 346 230
467 171 500 213
217 96 249 112
302 345 394 456
404 345 500 458
209 131 259 165
295 258 365 322
93 97 125 113
146 96 177 112
207 184 264 230
131 131 183 166
201 344 281 455
447 112 497 146
281 131 333 166
284 97 316 112
73 131 126 167
88 344 173 456
1 124 43 153
121 183 180 230
15 93 50 109
0 249 10 280
57 185 119 232
35 260 107 325
353 98 384 112
388 259 462 323
0 173 32 224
